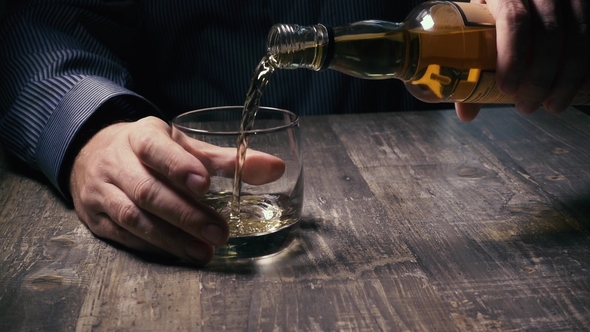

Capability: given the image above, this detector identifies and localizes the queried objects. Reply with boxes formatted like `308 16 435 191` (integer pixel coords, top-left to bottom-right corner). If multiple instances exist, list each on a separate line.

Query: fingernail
185 241 209 263
186 173 206 195
546 99 568 114
515 99 541 114
201 223 224 245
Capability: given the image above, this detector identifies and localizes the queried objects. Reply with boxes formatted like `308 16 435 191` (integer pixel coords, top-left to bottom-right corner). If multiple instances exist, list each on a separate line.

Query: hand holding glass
172 106 303 258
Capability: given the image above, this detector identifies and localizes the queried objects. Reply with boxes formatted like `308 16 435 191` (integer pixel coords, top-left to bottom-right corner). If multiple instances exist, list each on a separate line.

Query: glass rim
172 106 299 135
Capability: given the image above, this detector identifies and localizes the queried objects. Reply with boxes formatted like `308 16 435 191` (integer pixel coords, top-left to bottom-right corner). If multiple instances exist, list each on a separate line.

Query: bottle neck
267 24 331 71
267 21 409 80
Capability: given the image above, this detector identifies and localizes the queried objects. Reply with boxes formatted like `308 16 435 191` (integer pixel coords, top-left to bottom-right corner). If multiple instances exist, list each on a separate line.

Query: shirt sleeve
0 0 162 199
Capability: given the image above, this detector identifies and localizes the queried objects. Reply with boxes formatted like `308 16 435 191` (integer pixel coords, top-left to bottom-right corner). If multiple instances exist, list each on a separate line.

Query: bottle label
452 2 495 26
465 72 590 104
464 71 513 103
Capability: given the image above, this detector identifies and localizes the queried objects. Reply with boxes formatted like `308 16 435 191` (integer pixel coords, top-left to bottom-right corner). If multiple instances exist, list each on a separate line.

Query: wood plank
2 108 590 331
0 155 92 331
329 108 590 330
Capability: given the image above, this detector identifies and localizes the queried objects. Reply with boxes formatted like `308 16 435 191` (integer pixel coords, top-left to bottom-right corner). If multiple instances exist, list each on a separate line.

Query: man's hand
69 116 285 265
455 0 590 121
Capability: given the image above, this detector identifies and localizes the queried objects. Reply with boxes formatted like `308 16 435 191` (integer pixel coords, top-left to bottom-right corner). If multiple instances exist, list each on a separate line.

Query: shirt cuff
35 76 161 198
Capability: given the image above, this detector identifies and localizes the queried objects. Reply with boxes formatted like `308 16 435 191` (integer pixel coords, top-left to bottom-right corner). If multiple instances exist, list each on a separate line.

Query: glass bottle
266 1 590 104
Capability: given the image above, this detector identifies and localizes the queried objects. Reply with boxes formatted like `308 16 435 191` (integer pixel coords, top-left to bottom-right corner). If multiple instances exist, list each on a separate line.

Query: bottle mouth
267 24 301 56
266 23 329 70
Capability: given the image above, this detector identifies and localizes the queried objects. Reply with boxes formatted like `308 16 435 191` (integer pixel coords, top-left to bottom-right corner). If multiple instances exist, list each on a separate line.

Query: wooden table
2 107 590 331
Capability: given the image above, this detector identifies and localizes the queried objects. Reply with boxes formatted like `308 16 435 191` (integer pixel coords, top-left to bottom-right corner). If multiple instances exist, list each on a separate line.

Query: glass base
214 220 300 258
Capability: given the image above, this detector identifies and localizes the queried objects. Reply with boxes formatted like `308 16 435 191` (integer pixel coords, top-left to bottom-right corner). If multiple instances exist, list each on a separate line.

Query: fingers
71 163 184 260
130 117 284 201
129 118 211 197
454 103 482 122
483 0 590 115
74 151 224 264
514 0 563 113
70 118 229 265
485 0 530 96
87 213 172 257
544 0 590 113
110 154 229 246
173 130 286 185
240 151 286 185
86 195 216 265
105 188 217 264
462 0 530 120
115 119 230 248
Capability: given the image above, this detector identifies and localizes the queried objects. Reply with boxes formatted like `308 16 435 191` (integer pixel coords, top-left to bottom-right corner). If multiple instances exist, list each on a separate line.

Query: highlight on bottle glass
171 106 303 258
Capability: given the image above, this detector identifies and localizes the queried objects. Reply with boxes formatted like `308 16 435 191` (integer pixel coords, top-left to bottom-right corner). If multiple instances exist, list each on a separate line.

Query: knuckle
157 232 180 254
132 176 160 207
82 214 105 235
75 184 105 213
115 200 143 229
154 141 191 183
569 2 590 34
87 214 120 240
175 204 200 229
570 21 589 38
541 18 561 35
130 119 186 183
76 184 94 206
499 1 529 25
159 149 196 188
131 130 159 160
500 51 526 70
159 149 183 180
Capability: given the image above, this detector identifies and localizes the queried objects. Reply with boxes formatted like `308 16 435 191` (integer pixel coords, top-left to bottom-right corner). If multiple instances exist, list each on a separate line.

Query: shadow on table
2 150 45 181
511 194 590 246
1 150 71 205
204 216 324 274
114 216 325 274
458 193 590 281
566 194 590 226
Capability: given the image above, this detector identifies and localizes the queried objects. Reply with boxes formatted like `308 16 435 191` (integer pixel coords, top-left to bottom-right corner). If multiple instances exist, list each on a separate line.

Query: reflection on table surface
2 106 590 331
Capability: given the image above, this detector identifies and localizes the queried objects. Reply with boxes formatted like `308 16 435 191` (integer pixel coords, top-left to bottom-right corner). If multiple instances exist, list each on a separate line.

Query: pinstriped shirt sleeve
0 0 161 198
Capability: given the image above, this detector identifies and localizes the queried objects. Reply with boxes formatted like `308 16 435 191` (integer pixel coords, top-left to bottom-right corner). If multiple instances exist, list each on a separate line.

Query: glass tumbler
172 106 303 258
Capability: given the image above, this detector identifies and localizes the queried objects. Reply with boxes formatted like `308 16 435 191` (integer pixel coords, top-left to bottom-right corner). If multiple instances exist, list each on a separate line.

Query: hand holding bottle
69 116 285 265
455 0 590 121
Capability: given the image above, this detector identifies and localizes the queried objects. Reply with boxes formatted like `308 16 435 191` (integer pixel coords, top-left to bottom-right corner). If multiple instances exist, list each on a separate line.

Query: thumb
174 131 286 185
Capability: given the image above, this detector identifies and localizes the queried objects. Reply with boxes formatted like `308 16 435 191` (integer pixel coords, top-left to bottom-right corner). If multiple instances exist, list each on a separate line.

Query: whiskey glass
171 106 303 258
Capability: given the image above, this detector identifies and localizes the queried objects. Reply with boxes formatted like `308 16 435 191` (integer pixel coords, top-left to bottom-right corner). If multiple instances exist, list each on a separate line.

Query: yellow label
465 72 590 104
463 72 513 103
453 2 495 26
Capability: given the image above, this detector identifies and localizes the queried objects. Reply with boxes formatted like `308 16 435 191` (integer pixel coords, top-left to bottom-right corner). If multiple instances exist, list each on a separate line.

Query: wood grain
1 107 590 331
